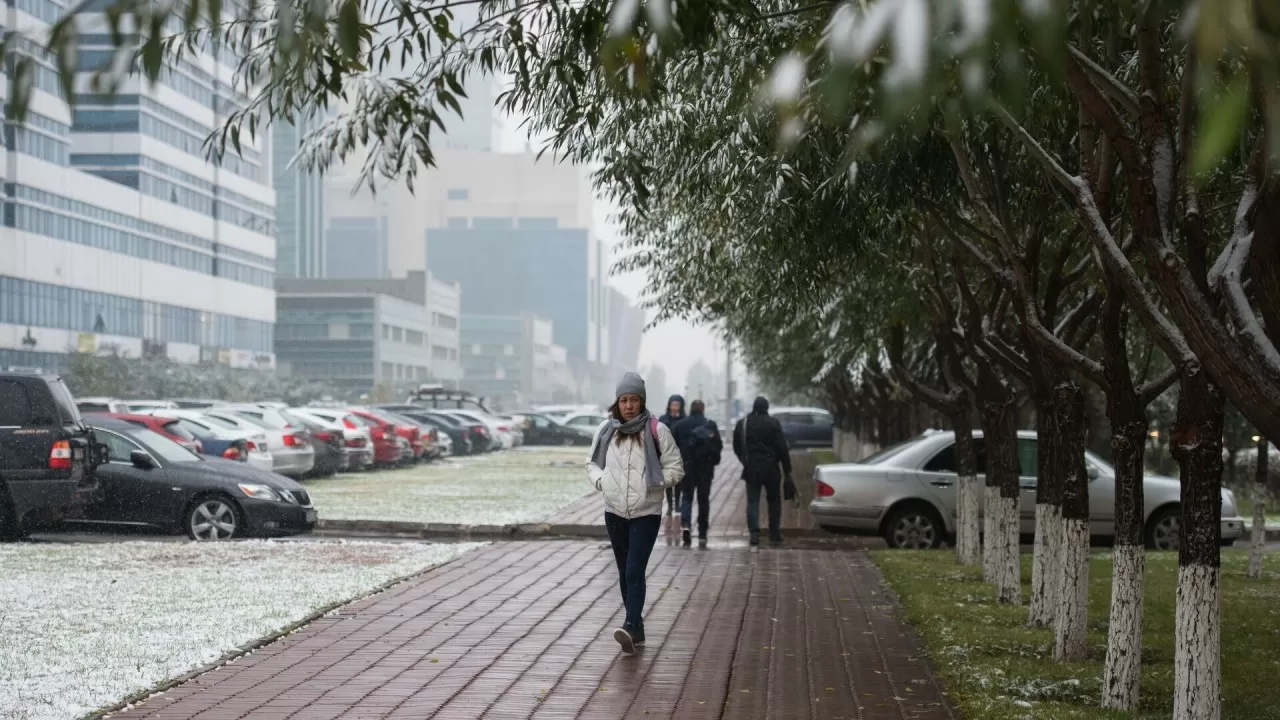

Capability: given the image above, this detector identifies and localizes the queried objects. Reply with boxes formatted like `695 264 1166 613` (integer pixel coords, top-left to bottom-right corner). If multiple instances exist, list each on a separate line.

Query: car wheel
1145 506 1180 551
883 505 944 549
185 496 242 541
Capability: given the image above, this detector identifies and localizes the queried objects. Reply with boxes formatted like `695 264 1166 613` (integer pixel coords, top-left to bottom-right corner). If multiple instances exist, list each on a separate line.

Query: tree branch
1138 366 1179 405
1066 43 1141 118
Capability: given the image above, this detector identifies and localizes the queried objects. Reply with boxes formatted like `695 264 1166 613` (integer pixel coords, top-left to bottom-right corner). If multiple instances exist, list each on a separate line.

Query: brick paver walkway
113 542 952 720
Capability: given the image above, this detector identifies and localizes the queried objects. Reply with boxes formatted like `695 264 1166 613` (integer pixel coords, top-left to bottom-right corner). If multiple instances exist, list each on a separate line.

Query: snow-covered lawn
0 540 481 720
304 446 591 525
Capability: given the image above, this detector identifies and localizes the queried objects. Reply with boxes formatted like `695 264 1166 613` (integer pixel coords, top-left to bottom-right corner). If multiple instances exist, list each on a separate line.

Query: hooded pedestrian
586 372 684 654
672 400 723 548
657 394 686 520
732 396 794 547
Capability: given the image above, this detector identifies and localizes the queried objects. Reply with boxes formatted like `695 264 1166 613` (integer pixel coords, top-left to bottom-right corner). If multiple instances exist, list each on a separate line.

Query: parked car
495 416 525 447
395 411 473 456
203 407 316 478
559 412 609 435
440 410 514 450
92 412 204 455
353 408 429 463
513 413 593 446
341 410 403 467
1 373 103 539
168 398 226 409
75 397 131 414
278 410 347 477
809 429 1246 551
424 411 492 453
136 409 273 472
291 408 375 470
122 400 179 413
74 417 316 540
772 406 835 448
534 404 601 420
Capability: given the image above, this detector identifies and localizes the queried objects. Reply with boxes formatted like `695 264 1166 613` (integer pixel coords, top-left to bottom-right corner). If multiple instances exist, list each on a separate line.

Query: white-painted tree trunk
1174 563 1221 720
956 474 981 566
983 485 1000 583
1052 517 1090 662
1028 503 1059 627
1102 543 1144 710
1249 480 1267 579
991 494 1022 605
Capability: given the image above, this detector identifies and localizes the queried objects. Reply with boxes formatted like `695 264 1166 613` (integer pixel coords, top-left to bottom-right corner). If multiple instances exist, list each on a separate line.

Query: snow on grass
0 539 481 720
305 447 591 525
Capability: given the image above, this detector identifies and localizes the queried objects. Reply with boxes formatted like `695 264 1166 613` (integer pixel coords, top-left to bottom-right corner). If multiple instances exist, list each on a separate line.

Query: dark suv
0 373 102 539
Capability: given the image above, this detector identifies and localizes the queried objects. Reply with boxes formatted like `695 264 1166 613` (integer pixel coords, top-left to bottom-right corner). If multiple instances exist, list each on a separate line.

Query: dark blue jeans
680 473 712 536
604 512 662 630
746 477 782 539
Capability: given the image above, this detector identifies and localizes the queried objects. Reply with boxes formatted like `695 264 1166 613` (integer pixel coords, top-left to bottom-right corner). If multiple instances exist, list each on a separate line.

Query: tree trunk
1170 372 1224 720
1249 436 1268 578
977 368 1022 604
954 405 981 567
1052 380 1091 662
1025 356 1065 629
1102 415 1148 708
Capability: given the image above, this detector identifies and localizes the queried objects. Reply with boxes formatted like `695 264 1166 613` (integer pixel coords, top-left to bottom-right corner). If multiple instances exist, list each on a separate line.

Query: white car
559 412 609 435
439 410 514 450
202 408 316 478
123 399 179 413
534 404 602 420
136 408 274 473
811 429 1246 551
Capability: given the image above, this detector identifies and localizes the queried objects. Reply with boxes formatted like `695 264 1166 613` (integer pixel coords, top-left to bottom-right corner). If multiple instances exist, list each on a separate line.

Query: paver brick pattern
112 541 952 720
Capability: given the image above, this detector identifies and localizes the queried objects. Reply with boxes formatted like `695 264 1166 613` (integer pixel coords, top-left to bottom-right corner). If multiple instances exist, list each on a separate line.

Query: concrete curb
315 518 612 540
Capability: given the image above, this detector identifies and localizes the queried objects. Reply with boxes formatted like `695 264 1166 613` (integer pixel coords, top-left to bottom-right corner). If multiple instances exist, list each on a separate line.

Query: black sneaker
613 626 636 655
682 529 691 547
698 535 708 549
632 625 646 647
749 532 760 548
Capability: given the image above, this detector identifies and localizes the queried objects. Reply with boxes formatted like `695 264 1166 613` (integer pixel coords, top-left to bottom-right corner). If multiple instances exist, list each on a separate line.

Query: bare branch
1138 366 1179 405
1067 43 1140 118
990 103 1075 192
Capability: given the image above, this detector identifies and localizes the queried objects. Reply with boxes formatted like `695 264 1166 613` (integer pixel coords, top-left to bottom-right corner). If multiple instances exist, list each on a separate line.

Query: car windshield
856 437 924 465
128 427 202 463
160 421 198 442
233 410 289 430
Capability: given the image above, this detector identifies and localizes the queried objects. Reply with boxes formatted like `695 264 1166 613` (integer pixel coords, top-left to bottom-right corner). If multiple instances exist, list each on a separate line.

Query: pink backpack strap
649 416 659 440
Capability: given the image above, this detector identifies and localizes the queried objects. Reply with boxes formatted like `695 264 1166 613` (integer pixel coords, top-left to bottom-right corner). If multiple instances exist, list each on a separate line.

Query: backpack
649 416 661 456
690 423 721 466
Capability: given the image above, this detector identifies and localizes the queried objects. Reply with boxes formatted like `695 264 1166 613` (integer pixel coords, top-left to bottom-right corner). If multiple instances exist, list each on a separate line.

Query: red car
347 409 405 466
352 408 427 462
96 413 206 455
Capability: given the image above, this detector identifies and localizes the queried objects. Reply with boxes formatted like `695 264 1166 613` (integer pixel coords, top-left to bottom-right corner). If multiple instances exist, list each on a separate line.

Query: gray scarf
590 411 665 487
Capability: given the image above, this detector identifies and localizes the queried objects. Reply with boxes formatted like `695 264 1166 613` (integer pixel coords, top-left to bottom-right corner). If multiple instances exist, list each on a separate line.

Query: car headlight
239 483 280 501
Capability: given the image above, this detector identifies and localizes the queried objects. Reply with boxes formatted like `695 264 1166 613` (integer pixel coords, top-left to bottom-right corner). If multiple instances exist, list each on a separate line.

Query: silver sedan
810 430 1245 550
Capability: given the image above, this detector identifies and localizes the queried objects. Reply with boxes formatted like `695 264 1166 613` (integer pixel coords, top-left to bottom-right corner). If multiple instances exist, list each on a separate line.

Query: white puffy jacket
586 419 684 519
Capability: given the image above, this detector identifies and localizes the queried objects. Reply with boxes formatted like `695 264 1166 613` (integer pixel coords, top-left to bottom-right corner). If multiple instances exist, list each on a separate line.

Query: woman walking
587 372 684 654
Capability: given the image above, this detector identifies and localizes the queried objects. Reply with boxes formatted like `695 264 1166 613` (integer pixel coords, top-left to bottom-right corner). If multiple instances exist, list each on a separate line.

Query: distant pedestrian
732 396 795 548
672 400 723 548
586 372 684 655
657 395 686 523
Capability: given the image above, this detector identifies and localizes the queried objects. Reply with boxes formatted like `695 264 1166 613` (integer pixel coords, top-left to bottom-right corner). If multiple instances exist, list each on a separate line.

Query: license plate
305 509 317 523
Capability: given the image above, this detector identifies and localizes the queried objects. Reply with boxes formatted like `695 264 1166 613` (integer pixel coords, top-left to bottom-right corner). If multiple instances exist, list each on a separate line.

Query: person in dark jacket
732 396 793 547
658 395 686 520
672 400 723 548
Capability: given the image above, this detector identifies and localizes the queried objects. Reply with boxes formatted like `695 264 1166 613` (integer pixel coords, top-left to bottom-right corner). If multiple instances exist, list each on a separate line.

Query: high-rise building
0 9 277 371
459 312 554 410
608 287 645 376
325 216 389 279
272 115 326 278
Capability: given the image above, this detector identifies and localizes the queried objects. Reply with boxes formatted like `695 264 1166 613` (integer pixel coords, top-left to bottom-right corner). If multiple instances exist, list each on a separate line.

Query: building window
381 362 394 380
432 345 450 361
446 188 469 200
433 313 458 330
382 324 391 340
449 349 458 361
406 330 424 345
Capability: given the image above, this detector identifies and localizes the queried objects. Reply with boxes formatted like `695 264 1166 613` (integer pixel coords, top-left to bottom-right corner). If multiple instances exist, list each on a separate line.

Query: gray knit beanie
615 372 647 402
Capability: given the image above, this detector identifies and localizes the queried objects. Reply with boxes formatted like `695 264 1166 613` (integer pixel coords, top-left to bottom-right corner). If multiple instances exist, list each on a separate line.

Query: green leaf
338 0 362 62
1191 72 1250 178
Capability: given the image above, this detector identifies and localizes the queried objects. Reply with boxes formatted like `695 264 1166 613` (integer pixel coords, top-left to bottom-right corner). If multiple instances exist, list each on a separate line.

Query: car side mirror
130 450 158 470
1086 465 1100 481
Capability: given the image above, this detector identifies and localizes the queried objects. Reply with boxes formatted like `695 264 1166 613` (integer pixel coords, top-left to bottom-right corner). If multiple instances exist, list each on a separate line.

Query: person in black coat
732 396 793 547
658 394 686 519
672 400 723 548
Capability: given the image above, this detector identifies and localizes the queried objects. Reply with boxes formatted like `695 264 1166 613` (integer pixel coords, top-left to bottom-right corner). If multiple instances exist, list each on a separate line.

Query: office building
608 287 645 376
0 9 277 371
273 115 326 278
424 150 619 399
460 313 554 410
325 215 389 279
427 274 463 386
274 272 459 396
